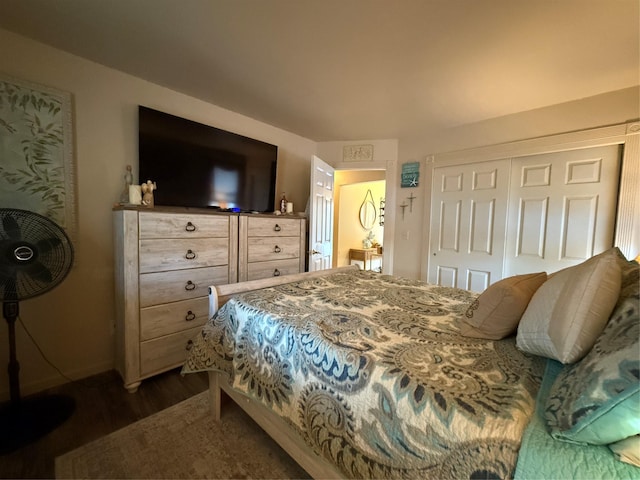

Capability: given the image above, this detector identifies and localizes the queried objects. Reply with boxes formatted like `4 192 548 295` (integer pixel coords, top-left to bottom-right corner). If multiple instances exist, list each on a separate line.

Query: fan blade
2 276 18 302
2 215 21 241
22 261 53 284
35 236 62 254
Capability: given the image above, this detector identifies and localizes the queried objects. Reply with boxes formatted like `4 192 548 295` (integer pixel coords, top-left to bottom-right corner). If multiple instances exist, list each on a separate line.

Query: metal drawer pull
185 310 196 321
185 249 196 260
185 280 196 291
185 221 196 232
274 245 281 253
273 269 281 277
186 339 194 351
274 224 281 232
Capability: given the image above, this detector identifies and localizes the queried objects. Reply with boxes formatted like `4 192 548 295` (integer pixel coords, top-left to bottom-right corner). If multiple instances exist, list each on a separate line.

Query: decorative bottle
280 192 288 214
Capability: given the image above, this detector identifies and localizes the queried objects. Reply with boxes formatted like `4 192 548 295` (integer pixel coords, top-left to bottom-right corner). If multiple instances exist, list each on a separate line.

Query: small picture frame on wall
401 161 419 188
343 144 374 162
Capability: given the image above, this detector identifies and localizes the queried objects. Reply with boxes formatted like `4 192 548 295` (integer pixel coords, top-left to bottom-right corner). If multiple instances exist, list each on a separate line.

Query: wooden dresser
238 214 306 281
113 207 307 391
113 207 238 392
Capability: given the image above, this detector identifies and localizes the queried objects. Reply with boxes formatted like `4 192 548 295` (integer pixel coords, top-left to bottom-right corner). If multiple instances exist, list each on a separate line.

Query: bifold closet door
504 145 621 277
428 159 510 292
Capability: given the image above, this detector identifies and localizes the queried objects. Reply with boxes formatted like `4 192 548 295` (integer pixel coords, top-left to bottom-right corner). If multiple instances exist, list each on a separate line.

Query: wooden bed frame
205 266 358 479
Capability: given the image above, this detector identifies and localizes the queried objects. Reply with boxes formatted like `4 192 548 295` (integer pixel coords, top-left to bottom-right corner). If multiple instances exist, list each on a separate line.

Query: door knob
311 249 321 255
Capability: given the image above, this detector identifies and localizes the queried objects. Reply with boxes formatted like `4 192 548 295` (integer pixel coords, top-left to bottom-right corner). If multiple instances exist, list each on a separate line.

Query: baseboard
0 360 114 403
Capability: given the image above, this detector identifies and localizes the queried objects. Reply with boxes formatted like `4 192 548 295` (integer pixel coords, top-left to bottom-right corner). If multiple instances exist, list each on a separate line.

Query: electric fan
0 208 75 454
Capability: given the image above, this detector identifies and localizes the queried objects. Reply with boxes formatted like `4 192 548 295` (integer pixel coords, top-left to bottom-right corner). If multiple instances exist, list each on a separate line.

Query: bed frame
205 266 358 479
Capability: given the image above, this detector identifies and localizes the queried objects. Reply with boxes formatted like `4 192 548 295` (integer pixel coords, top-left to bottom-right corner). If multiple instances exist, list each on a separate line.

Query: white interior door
428 159 510 291
504 145 621 276
308 155 334 271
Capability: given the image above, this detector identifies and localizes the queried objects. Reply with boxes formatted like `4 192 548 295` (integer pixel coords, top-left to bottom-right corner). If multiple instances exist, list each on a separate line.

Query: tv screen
138 106 277 212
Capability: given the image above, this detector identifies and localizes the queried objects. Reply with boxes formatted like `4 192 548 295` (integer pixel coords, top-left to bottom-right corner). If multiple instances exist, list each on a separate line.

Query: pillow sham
544 292 640 445
516 248 622 364
458 272 547 340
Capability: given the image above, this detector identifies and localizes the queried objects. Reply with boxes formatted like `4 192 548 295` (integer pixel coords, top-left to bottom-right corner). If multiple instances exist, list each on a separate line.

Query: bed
183 248 640 479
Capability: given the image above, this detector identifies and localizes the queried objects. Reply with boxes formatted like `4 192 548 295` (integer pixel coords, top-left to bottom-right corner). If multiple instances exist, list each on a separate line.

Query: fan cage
0 208 74 302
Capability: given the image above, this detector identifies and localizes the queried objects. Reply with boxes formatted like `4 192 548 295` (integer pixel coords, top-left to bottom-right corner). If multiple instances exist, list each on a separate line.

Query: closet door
428 159 510 291
504 145 621 276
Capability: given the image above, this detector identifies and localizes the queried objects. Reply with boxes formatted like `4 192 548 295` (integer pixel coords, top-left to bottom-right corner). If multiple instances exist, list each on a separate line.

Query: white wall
0 28 316 400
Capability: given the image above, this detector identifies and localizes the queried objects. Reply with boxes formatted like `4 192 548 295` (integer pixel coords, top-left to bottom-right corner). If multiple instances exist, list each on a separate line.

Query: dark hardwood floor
0 368 209 478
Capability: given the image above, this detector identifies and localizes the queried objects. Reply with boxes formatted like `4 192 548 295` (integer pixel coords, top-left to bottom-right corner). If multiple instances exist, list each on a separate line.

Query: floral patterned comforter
183 269 544 479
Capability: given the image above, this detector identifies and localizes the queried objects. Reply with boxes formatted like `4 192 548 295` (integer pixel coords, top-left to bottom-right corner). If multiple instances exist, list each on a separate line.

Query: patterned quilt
183 270 545 479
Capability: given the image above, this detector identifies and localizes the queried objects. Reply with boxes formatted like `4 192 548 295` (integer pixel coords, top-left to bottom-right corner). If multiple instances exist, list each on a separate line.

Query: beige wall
0 29 316 400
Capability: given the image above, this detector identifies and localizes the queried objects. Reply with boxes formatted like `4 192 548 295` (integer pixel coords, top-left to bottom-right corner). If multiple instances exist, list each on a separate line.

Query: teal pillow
544 284 640 445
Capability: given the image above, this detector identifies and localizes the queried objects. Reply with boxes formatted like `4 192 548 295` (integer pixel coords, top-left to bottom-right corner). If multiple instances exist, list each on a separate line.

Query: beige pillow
458 272 547 340
516 248 622 364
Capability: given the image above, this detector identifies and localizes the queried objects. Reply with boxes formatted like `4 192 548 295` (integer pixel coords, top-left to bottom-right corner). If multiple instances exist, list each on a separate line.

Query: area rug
55 391 310 479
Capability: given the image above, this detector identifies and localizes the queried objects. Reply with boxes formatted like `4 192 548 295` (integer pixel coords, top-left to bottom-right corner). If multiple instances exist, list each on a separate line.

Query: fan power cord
17 316 113 389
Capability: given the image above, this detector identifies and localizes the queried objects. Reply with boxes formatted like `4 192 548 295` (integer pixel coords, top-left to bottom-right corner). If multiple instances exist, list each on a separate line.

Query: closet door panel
429 159 510 291
514 197 548 258
505 145 621 276
561 195 598 260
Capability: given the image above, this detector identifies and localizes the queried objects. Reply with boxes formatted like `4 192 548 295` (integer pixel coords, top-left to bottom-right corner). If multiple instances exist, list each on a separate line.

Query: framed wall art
0 74 76 240
401 161 419 187
343 144 374 162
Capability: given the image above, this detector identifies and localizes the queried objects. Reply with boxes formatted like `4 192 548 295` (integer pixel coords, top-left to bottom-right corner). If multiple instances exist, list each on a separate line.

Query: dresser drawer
247 258 302 281
139 266 228 307
246 236 301 262
246 216 301 237
139 212 230 239
140 297 209 341
139 325 202 377
139 238 229 273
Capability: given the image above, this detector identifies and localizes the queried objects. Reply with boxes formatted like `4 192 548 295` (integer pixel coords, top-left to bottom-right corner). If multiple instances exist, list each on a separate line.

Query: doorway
333 170 386 270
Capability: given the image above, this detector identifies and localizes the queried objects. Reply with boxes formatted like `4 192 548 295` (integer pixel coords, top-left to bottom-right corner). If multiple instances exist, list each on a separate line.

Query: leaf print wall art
0 74 76 241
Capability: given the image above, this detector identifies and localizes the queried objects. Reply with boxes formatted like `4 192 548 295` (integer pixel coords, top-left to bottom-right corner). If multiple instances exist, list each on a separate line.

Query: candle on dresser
129 185 142 205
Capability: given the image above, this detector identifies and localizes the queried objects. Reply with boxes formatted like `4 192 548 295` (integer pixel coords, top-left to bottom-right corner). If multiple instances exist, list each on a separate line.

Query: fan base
0 394 75 455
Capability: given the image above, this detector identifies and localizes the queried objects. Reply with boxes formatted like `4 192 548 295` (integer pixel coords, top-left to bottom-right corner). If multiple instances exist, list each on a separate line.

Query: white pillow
458 272 547 340
516 248 622 364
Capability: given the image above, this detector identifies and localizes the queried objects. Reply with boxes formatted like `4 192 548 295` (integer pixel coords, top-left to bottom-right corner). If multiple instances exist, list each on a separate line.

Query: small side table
349 248 383 271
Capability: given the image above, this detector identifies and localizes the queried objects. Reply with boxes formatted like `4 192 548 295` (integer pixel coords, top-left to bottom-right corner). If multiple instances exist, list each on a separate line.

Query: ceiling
1 0 638 142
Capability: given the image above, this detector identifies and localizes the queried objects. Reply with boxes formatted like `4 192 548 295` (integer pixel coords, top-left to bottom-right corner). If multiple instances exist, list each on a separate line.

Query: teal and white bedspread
183 270 545 479
514 359 640 480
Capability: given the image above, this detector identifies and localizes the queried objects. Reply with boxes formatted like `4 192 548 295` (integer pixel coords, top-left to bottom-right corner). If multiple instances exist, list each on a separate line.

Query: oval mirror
359 190 377 230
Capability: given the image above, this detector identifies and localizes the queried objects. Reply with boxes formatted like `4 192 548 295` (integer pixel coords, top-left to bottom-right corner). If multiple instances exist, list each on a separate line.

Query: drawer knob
273 268 281 277
185 310 196 321
274 224 281 232
274 245 281 253
186 339 194 351
185 221 197 232
185 249 196 260
185 280 196 291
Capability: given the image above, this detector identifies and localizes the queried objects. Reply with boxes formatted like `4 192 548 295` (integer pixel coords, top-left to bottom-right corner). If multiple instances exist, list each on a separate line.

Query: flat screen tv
138 106 278 212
